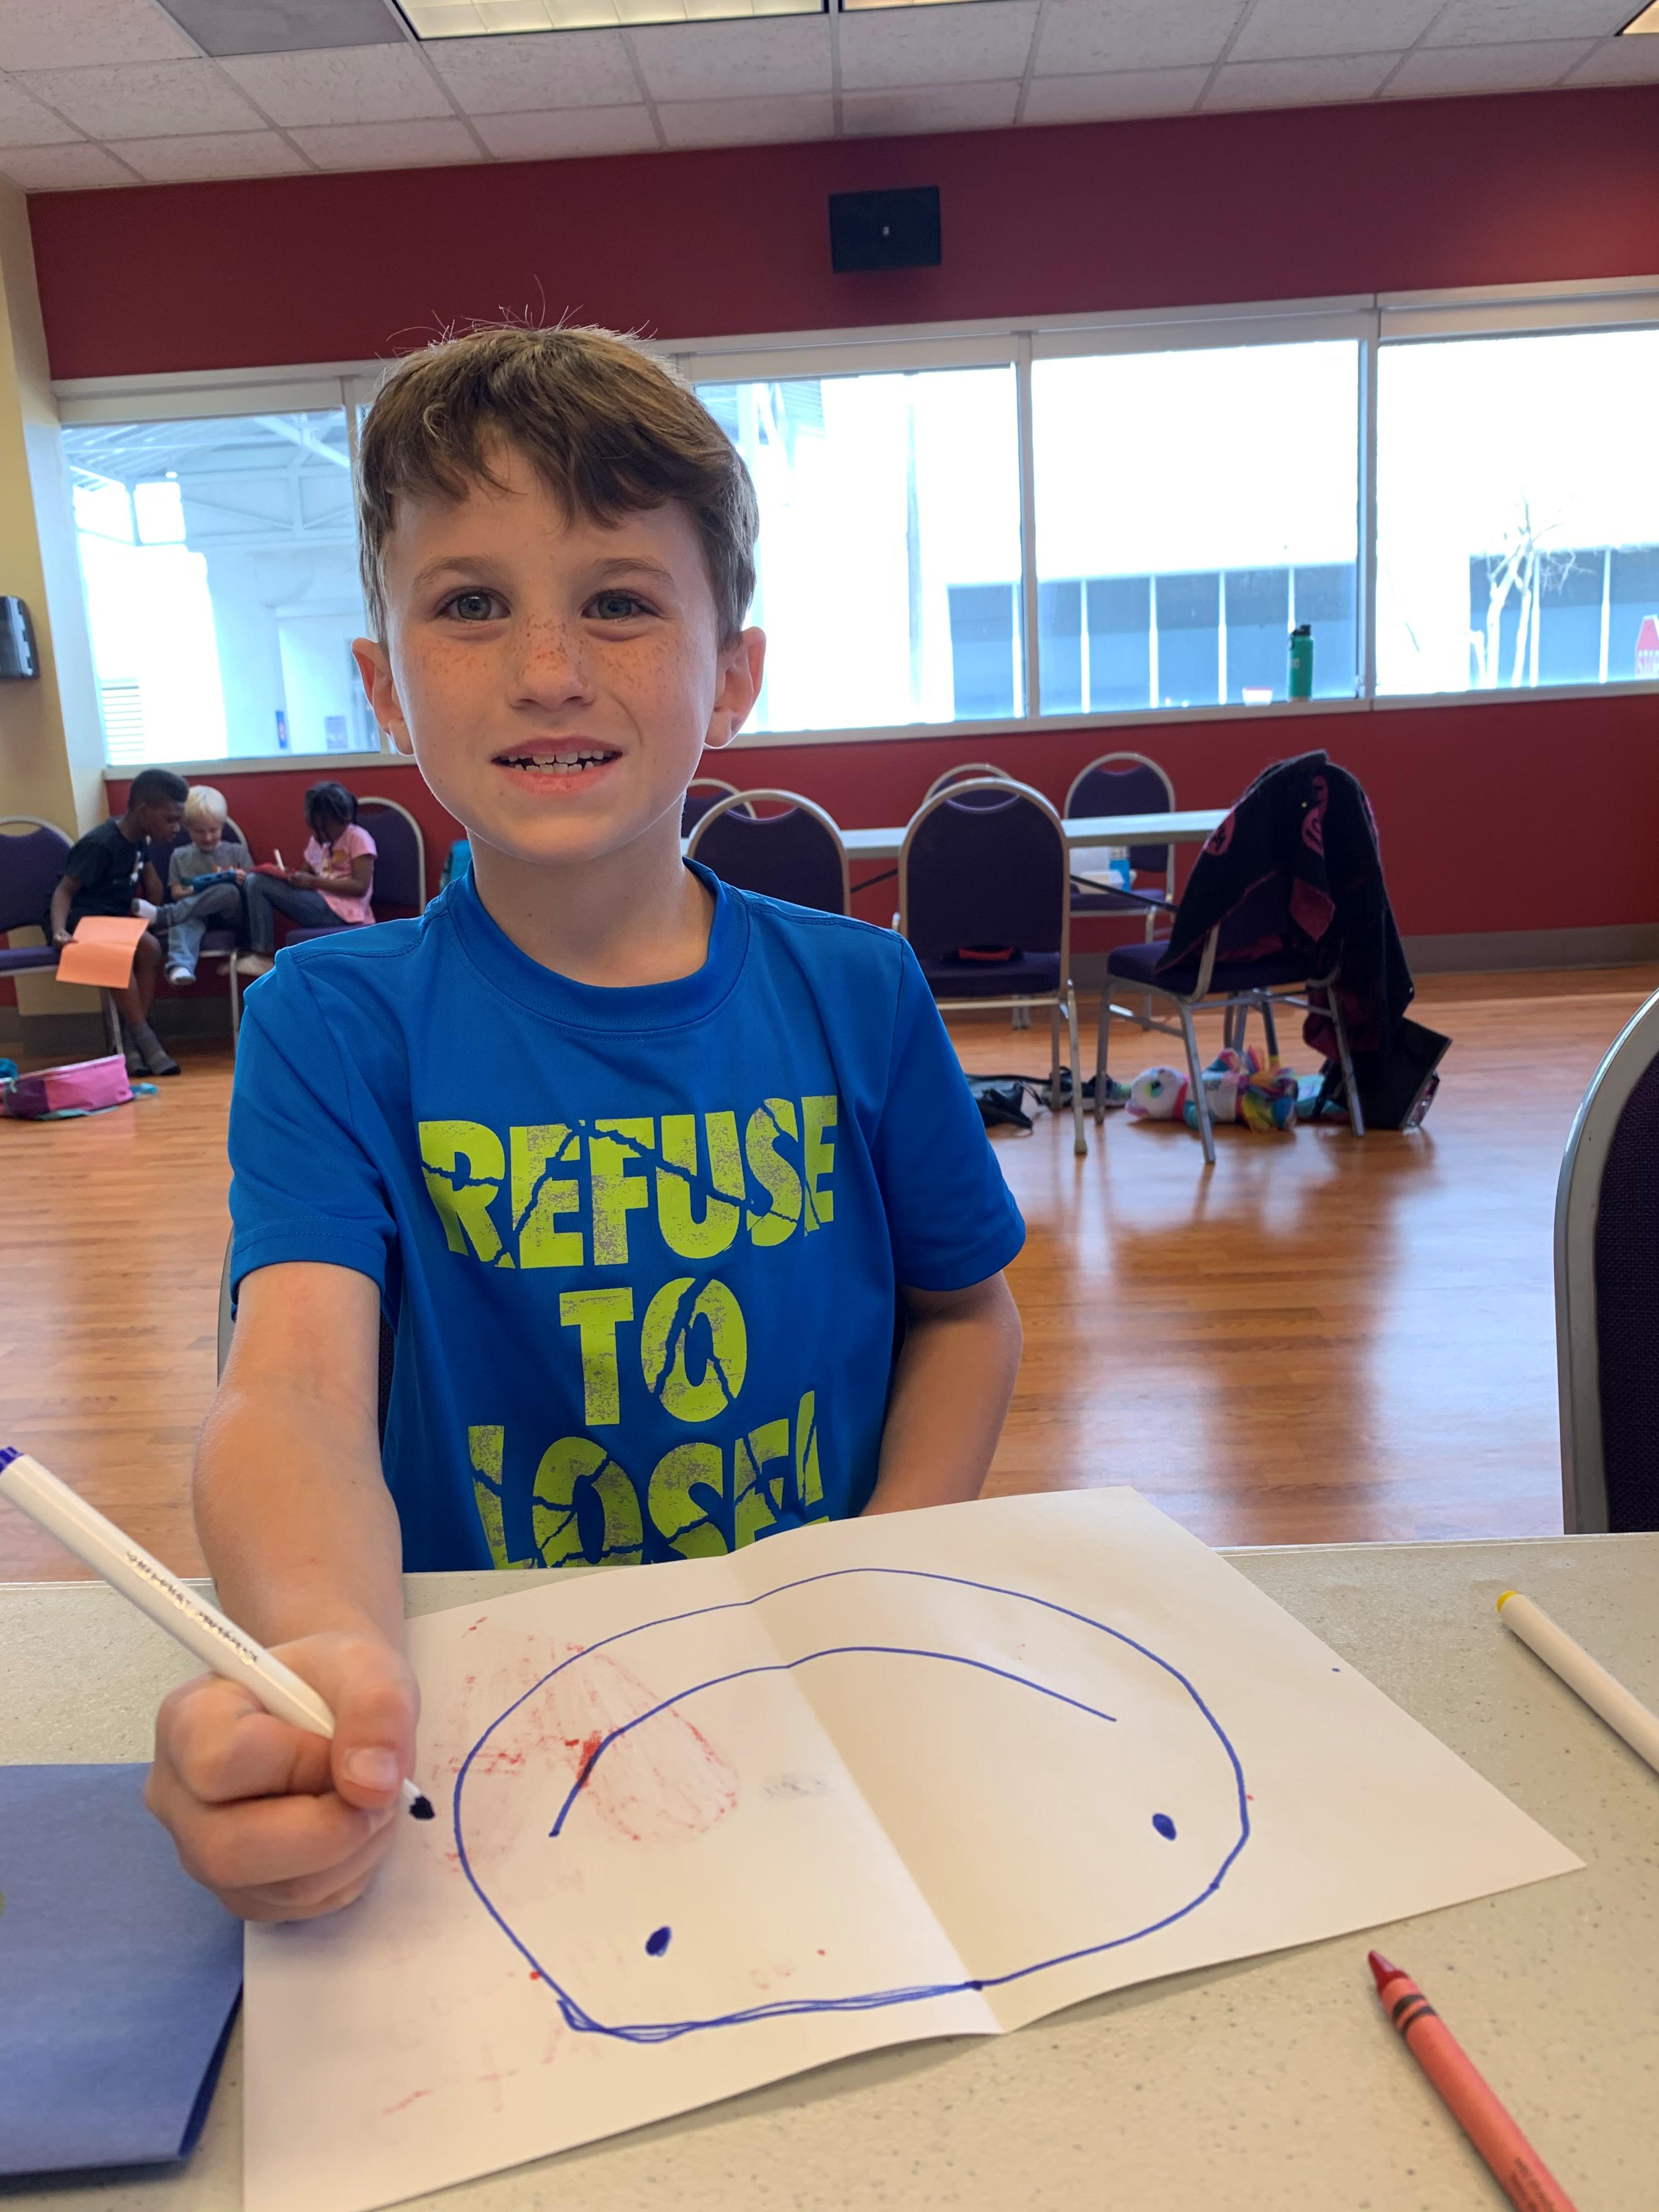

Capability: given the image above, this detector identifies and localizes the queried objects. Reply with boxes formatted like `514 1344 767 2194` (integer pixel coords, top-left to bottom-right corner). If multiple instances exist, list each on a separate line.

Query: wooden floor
2 966 1652 1579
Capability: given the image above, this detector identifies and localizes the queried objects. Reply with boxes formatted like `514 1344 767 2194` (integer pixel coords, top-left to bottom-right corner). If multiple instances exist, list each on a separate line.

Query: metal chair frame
1 814 123 1057
922 763 1017 804
1095 924 1365 1167
1554 984 1659 1533
687 789 851 917
899 778 1087 1158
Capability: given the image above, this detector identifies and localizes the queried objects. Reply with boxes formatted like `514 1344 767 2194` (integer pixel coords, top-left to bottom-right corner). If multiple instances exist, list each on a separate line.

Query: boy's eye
444 590 503 622
590 591 651 622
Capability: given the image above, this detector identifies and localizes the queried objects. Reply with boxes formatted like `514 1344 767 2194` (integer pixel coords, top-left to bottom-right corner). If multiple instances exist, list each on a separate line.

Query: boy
146 327 1025 1925
162 785 253 987
49 766 186 1077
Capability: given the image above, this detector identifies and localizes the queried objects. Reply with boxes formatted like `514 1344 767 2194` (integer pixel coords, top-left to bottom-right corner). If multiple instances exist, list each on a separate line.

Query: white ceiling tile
1566 34 1659 81
1032 0 1248 78
657 89 833 144
16 59 265 138
0 140 137 187
427 29 640 112
1384 37 1598 92
1231 0 1443 61
1423 0 1632 43
107 129 314 179
286 115 483 167
0 74 82 145
631 16 832 100
1205 50 1402 106
473 103 659 154
838 6 1039 92
218 46 453 126
842 79 1020 133
0 0 199 72
1020 65 1209 120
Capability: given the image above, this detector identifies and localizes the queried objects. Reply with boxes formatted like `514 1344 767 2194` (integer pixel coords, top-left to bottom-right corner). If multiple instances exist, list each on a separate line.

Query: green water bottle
1288 624 1313 699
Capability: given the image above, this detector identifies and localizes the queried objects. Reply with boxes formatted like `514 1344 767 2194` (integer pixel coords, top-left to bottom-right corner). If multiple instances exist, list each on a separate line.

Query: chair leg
100 990 122 1058
1012 999 1031 1031
228 958 242 1049
1096 990 1113 1124
1048 1001 1062 1110
1065 985 1087 1156
1260 994 1279 1059
1326 985 1366 1138
1177 998 1216 1166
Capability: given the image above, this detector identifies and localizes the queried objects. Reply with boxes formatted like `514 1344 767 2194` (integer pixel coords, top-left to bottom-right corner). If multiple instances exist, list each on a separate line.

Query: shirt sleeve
871 940 1025 1293
228 961 397 1302
63 828 111 894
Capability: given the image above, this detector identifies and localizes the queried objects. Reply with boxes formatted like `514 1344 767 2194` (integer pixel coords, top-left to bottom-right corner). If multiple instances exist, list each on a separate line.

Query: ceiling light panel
1621 0 1658 29
399 0 821 34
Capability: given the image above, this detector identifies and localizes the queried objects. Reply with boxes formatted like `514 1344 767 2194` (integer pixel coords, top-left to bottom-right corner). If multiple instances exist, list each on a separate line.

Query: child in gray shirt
163 785 253 984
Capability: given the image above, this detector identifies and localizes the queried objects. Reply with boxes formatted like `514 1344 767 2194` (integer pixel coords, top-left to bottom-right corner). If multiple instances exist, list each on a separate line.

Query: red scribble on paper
381 2089 431 2116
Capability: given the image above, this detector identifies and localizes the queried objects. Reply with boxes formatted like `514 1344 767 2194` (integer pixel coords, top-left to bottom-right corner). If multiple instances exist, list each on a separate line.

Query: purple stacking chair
1064 751 1177 939
1555 985 1659 1533
922 761 1019 812
687 789 849 916
898 778 1086 1157
681 776 744 836
1095 785 1364 1166
282 794 428 946
0 816 123 1057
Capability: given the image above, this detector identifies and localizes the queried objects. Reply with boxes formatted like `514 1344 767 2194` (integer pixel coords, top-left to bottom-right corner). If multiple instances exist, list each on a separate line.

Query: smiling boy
146 326 1025 1921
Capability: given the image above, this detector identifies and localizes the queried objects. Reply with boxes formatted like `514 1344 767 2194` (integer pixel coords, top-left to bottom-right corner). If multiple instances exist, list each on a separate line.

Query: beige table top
4 1532 1656 2211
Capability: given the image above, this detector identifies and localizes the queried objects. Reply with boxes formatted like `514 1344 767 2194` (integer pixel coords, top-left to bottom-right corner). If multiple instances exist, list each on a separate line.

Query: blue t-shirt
228 867 1024 1573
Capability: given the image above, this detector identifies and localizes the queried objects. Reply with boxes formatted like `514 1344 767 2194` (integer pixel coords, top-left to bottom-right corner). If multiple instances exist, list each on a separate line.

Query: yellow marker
1497 1590 1659 1779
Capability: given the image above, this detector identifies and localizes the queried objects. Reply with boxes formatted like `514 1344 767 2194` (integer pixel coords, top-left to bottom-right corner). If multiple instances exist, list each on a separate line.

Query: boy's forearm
865 1274 1023 1516
194 1383 405 1650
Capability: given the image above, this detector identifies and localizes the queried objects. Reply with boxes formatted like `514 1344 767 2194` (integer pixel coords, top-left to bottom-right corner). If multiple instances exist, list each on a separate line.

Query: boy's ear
352 637 414 757
703 627 766 754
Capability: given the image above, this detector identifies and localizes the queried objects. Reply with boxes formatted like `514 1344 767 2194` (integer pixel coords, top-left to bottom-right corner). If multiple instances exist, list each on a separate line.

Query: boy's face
353 444 764 875
134 797 185 844
187 821 223 851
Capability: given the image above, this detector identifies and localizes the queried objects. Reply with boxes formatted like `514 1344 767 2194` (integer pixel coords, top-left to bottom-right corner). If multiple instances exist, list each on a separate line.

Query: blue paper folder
0 1764 244 2175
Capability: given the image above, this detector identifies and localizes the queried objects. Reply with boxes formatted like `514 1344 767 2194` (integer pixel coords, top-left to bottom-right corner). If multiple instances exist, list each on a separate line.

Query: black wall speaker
0 597 38 681
828 187 941 274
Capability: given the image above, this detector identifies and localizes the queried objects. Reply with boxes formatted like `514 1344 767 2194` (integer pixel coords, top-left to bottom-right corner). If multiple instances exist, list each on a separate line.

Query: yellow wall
1 179 105 1013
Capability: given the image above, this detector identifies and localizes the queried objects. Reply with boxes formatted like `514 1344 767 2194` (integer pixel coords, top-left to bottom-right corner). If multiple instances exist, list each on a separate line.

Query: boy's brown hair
356 324 758 644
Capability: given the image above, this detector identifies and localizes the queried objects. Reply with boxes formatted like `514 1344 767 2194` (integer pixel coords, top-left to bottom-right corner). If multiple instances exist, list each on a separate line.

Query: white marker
0 1446 432 1821
1497 1588 1659 1780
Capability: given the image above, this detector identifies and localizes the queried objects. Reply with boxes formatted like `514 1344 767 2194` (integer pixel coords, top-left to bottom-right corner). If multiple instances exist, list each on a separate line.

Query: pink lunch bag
1 1054 134 1120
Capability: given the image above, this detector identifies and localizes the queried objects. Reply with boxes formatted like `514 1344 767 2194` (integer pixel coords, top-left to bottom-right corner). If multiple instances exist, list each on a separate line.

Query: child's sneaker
129 1020 180 1078
119 1024 144 1077
165 963 194 988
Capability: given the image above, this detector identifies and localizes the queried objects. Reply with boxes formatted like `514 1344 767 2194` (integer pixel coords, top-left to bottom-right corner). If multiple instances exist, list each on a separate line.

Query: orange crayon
1368 1952 1578 2212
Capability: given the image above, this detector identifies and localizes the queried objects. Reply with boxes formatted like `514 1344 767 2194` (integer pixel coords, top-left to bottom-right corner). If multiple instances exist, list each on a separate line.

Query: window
696 366 1025 733
1376 329 1659 695
1031 342 1362 713
64 410 377 764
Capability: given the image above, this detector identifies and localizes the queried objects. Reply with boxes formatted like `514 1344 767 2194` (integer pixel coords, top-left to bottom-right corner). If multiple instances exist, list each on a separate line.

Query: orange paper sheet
56 915 148 989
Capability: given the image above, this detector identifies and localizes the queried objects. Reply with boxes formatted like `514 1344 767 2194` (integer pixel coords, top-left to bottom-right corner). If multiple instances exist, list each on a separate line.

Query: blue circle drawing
453 1566 1249 2043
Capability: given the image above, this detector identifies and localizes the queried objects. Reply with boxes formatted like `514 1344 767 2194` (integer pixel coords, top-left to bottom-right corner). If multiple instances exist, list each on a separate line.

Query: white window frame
54 276 1659 778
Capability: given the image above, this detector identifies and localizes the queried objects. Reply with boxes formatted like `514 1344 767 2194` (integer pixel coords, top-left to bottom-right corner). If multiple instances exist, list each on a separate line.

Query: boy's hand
145 1629 420 1923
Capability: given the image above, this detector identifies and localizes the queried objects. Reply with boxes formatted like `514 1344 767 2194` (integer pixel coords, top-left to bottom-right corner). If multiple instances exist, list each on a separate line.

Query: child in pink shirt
238 783 376 975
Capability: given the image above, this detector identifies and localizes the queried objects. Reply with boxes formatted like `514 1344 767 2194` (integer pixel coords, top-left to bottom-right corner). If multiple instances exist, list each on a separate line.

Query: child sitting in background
162 785 253 988
236 782 376 978
48 766 186 1078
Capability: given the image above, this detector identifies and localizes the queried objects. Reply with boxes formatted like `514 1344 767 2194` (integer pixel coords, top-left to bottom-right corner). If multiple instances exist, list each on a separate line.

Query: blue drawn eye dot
645 1926 672 1957
1152 1813 1176 1841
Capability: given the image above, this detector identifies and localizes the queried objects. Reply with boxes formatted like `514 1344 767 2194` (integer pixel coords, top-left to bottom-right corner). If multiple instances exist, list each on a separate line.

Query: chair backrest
899 779 1069 966
0 816 72 938
922 762 1018 811
1555 986 1659 1534
1064 752 1175 877
682 777 743 835
687 791 849 916
356 795 426 911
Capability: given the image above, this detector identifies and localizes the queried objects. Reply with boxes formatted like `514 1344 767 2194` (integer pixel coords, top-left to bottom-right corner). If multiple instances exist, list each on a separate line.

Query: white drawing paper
242 1489 1582 2212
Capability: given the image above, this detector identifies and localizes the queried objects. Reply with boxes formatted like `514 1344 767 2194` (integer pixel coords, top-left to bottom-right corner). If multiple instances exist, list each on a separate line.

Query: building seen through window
64 410 377 765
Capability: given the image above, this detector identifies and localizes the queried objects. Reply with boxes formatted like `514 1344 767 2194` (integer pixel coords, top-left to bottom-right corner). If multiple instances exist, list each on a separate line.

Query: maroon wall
25 84 1659 984
27 88 1659 380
